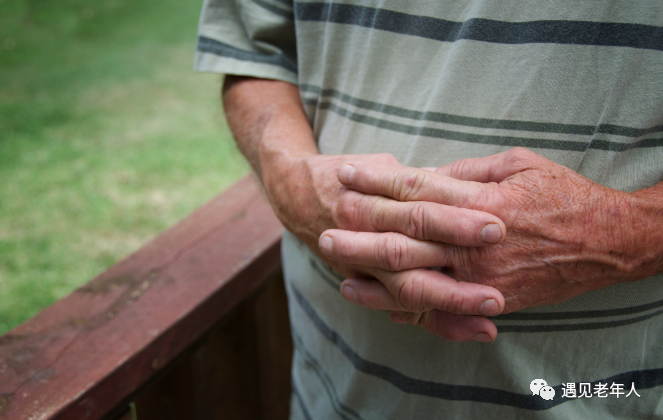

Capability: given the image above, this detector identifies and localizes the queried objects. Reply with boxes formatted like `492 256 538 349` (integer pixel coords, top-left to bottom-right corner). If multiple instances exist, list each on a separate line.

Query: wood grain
0 175 284 420
133 272 293 420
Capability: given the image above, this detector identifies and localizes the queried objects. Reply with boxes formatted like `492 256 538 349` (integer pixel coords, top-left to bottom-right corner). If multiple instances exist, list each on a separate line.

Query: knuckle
366 197 387 231
448 158 470 179
335 191 362 230
441 291 470 315
377 234 411 271
396 272 426 311
406 203 428 240
394 171 426 201
506 147 536 167
509 147 529 156
336 191 379 231
335 191 360 229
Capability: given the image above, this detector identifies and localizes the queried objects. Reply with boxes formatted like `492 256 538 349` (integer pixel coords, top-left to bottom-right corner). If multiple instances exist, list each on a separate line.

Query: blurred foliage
0 0 250 334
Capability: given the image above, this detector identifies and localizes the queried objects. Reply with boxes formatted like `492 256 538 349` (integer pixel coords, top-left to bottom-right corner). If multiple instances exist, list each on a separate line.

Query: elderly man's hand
223 76 508 341
266 152 507 341
320 148 661 319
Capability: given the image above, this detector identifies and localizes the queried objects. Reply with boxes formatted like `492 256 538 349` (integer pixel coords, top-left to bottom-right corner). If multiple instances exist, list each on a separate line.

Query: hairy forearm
221 75 331 242
222 76 317 180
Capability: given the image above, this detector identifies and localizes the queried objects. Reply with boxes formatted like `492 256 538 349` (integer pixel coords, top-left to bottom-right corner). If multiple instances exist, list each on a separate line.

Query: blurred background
0 0 250 335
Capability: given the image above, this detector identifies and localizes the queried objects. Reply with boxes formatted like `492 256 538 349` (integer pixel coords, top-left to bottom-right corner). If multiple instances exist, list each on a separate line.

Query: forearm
222 76 318 181
221 75 373 273
222 76 329 239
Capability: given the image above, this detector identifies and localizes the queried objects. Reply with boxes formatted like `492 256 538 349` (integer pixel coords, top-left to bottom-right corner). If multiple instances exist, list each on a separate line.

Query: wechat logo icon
530 379 555 401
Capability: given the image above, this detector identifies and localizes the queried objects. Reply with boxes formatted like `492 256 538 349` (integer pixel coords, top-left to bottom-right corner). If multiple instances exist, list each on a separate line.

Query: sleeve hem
194 51 299 86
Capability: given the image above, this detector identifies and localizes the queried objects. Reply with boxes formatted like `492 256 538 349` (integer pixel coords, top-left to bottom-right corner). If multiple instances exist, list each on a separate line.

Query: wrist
556 184 661 290
259 140 317 205
260 150 322 236
622 187 663 279
222 76 318 179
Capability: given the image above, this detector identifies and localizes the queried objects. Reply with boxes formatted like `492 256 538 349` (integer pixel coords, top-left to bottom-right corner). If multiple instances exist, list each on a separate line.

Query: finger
392 310 498 342
340 278 397 310
320 230 453 270
434 147 538 182
338 162 486 207
336 191 505 245
339 278 499 341
340 270 504 316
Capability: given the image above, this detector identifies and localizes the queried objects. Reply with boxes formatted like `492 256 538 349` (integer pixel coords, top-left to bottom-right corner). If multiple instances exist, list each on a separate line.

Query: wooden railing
0 175 291 420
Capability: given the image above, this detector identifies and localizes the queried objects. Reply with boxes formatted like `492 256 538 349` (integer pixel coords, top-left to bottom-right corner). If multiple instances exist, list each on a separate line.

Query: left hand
320 148 655 315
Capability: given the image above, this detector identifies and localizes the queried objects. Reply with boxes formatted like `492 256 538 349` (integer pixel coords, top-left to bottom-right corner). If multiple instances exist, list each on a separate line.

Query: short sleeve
194 0 298 85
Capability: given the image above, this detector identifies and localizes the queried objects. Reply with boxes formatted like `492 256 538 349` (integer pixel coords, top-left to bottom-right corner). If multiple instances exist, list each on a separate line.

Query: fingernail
479 299 501 316
338 164 355 184
319 235 333 256
391 312 405 323
341 285 356 302
421 167 437 172
480 223 502 244
471 332 492 342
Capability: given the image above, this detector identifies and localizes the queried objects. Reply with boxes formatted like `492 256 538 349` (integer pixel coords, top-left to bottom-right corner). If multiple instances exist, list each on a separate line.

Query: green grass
0 0 250 335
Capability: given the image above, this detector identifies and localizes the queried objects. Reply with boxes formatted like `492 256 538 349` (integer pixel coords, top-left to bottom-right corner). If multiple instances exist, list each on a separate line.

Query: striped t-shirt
195 1 663 418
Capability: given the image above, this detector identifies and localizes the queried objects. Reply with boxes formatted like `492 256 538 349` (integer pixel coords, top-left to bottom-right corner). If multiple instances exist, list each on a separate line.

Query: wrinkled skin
264 152 401 277
321 148 662 323
224 77 663 342
223 76 509 341
264 152 507 341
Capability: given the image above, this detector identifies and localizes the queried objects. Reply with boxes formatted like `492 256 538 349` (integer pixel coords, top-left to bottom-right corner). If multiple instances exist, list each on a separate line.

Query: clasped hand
318 148 640 342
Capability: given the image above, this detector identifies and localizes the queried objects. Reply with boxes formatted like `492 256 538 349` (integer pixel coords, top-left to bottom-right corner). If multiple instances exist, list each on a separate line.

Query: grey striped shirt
196 1 663 418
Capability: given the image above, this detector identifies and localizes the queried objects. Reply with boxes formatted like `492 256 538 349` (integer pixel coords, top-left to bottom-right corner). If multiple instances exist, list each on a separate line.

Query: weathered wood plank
0 175 284 420
133 271 293 420
135 273 292 420
254 273 293 420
